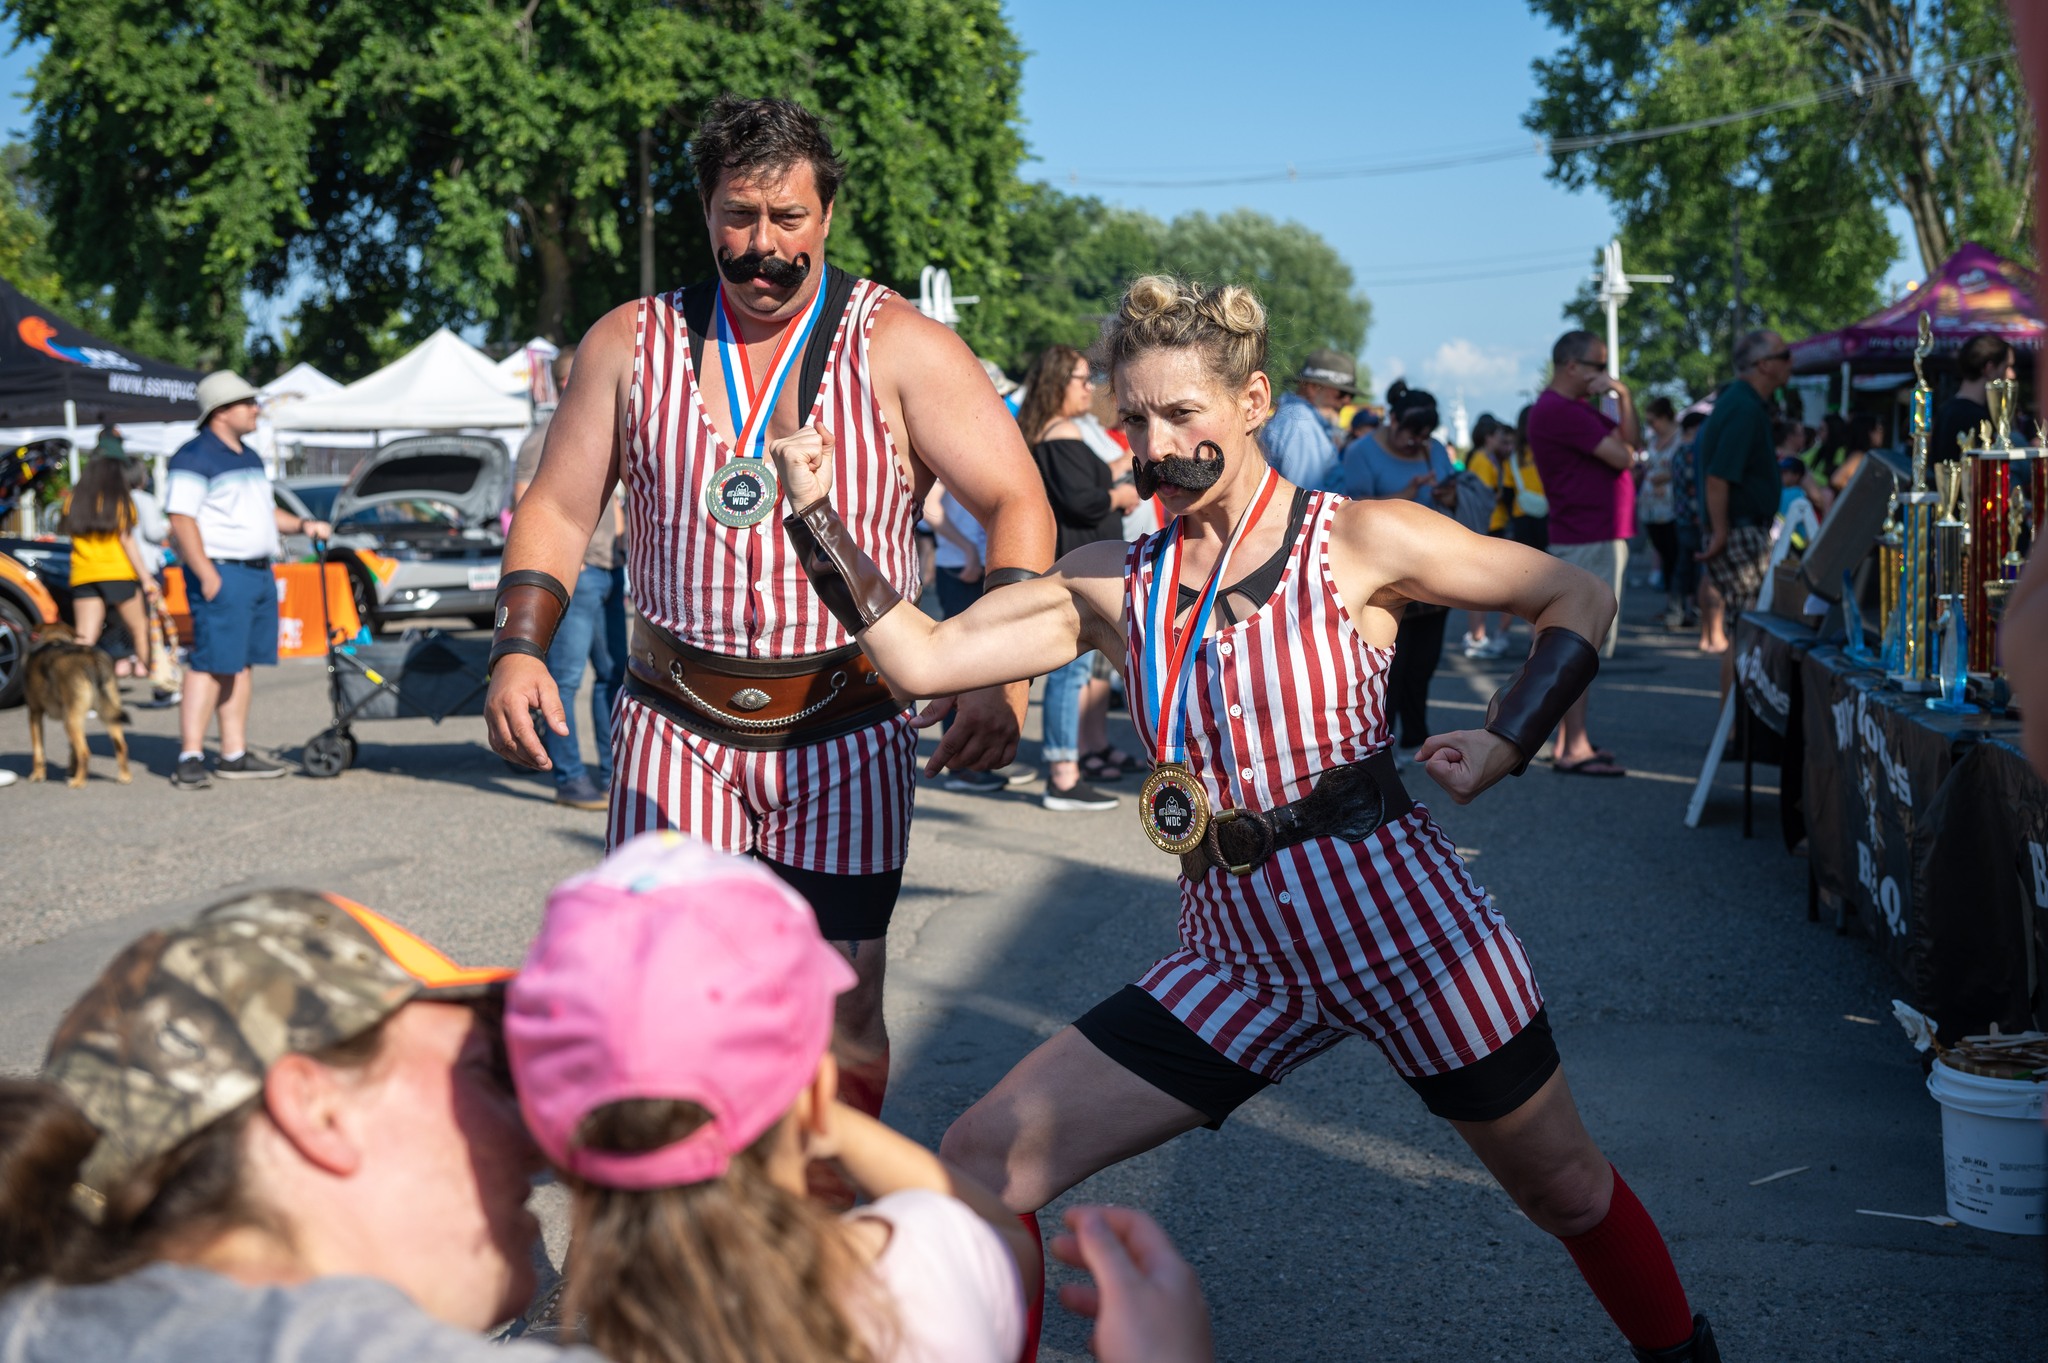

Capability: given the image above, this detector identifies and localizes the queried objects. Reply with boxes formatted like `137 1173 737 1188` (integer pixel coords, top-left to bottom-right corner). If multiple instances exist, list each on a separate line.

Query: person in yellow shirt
59 456 160 677
1459 413 1549 656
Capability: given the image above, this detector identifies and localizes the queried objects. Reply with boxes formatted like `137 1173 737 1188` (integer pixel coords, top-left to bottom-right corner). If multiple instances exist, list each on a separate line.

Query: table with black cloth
1764 619 2048 1038
1732 612 1818 851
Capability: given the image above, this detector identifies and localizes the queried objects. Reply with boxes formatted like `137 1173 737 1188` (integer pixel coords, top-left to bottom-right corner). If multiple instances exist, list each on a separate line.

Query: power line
1059 50 2010 190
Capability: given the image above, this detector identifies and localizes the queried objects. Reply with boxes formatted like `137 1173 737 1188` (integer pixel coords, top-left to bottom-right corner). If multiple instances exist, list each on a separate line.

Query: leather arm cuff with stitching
982 566 1042 590
488 569 571 675
1483 626 1600 776
783 498 904 634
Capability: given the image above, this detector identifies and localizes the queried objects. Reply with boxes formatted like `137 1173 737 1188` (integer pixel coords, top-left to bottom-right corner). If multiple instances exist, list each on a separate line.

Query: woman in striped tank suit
770 277 1719 1362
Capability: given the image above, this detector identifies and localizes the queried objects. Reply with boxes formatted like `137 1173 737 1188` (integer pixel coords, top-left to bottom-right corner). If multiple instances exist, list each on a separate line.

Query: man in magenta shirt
1527 329 1638 777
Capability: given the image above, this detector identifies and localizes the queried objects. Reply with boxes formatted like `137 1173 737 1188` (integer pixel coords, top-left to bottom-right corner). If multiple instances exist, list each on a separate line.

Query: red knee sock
837 1043 891 1119
1558 1167 1693 1352
1018 1211 1044 1363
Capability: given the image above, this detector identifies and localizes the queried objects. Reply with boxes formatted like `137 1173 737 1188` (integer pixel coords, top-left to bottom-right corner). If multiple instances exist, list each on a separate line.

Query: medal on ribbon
1134 466 1281 855
704 267 831 528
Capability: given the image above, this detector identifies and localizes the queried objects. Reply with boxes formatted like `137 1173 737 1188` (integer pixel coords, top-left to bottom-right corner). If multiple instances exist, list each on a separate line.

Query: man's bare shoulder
868 293 978 372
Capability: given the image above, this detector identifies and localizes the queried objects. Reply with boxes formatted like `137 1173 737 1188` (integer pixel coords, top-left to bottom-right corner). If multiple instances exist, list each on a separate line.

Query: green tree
4 0 1025 373
1523 1 2020 396
977 189 1372 393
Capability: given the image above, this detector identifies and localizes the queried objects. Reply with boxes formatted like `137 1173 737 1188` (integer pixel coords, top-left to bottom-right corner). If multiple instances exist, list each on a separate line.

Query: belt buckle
1207 808 1270 876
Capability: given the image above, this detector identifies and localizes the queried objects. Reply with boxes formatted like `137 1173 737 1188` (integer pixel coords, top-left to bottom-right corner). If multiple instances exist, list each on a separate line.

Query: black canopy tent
0 277 201 425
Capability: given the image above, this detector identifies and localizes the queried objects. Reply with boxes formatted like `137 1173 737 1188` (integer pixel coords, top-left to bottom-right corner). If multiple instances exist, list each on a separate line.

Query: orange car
0 545 60 708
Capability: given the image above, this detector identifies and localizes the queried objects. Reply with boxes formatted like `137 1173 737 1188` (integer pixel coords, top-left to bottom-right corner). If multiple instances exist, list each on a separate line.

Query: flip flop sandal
1080 748 1126 782
1553 756 1626 778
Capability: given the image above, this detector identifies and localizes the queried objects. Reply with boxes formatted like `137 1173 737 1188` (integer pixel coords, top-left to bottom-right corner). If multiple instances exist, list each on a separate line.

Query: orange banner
162 562 361 659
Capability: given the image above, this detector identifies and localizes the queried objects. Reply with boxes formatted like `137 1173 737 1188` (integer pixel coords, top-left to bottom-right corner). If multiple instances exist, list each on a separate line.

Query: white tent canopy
495 336 560 392
270 329 530 434
260 361 342 406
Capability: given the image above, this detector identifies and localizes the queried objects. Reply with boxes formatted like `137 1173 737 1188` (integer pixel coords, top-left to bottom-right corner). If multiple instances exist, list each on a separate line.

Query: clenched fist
770 421 837 509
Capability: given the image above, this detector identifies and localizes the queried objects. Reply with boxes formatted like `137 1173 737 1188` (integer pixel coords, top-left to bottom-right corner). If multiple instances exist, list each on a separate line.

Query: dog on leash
26 621 131 786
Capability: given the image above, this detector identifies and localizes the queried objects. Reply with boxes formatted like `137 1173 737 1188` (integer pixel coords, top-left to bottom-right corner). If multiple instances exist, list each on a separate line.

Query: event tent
495 336 561 405
269 328 530 434
260 361 342 408
1792 242 2043 374
0 277 203 425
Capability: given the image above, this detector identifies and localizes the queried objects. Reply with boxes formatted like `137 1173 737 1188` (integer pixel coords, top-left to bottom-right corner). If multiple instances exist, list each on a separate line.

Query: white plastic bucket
1927 1058 2048 1235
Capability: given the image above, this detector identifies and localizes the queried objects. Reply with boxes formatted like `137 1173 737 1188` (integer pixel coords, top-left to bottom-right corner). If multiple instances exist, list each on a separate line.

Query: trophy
1927 459 1977 712
1890 313 1939 693
1965 380 2024 675
1877 490 1903 671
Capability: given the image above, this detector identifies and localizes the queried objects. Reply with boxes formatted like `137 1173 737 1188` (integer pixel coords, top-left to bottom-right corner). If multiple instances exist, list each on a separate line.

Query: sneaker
170 755 211 790
996 761 1037 787
1481 633 1511 658
215 751 291 780
554 774 609 810
0 768 16 788
943 768 1008 793
1042 779 1119 812
1460 632 1487 657
140 688 180 709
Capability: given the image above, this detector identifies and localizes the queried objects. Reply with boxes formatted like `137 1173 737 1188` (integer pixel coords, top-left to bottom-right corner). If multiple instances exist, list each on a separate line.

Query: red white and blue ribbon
1137 467 1280 764
715 266 830 460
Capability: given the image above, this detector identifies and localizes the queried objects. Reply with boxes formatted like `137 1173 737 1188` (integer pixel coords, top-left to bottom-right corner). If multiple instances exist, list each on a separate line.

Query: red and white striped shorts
607 694 917 875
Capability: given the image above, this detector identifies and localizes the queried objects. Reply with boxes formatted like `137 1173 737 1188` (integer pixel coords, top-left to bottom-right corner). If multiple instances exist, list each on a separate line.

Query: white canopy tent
271 329 531 435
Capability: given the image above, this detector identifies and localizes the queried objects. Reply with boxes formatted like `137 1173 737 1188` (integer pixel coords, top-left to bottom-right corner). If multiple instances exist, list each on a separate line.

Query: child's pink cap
506 833 856 1189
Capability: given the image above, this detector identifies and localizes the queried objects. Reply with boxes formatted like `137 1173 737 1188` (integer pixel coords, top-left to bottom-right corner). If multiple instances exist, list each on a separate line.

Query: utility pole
639 128 655 298
1594 240 1672 379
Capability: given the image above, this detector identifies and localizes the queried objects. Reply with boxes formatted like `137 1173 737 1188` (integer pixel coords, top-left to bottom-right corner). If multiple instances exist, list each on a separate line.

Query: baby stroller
301 541 494 777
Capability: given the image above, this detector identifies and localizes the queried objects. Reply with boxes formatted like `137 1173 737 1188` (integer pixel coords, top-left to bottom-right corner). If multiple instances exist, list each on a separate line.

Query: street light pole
1594 240 1673 379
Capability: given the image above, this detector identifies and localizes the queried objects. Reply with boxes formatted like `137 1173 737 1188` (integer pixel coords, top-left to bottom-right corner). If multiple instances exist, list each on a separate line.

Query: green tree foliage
979 189 1372 395
1525 1 2022 398
5 0 1023 375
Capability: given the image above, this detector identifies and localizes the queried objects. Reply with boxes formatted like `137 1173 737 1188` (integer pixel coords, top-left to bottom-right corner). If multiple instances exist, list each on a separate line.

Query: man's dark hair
691 96 847 208
1680 410 1707 433
1551 330 1599 369
1646 395 1676 422
1958 332 2013 383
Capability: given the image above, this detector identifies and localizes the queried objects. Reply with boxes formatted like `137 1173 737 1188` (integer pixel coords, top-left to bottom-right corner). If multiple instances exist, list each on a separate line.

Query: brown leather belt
625 619 908 752
1180 748 1414 881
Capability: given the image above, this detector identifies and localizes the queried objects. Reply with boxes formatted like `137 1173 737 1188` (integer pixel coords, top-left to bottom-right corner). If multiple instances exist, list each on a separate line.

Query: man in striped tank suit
484 96 1055 1125
768 277 1720 1361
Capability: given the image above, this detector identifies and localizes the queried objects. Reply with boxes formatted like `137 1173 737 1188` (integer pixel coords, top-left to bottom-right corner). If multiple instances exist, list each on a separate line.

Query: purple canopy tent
1791 241 2043 375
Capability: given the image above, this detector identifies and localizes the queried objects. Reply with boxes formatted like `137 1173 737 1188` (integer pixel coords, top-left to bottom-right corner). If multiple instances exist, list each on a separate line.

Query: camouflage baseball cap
42 889 512 1216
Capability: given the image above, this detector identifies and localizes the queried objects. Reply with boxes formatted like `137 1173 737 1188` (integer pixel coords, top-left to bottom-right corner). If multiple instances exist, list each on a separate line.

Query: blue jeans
543 562 626 788
1041 652 1092 764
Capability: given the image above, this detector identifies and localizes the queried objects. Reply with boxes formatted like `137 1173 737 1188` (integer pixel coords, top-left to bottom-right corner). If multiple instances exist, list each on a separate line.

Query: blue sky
0 5 1916 421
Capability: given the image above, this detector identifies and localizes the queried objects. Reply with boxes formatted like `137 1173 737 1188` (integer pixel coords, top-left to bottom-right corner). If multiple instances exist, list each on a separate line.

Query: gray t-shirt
0 1263 599 1363
515 413 618 571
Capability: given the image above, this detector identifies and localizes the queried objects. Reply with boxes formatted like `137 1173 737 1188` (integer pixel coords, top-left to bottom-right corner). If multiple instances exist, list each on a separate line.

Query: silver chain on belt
668 660 849 730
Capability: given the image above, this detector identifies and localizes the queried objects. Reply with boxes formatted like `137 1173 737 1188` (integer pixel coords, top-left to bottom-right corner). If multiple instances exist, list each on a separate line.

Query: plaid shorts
1705 524 1774 617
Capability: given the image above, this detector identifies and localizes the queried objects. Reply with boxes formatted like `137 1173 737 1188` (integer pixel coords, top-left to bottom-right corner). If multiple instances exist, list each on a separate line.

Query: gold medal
704 458 778 528
1134 469 1280 860
1139 762 1211 854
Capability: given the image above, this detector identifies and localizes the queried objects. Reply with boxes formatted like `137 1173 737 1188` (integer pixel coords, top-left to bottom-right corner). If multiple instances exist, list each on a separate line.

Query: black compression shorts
758 856 902 942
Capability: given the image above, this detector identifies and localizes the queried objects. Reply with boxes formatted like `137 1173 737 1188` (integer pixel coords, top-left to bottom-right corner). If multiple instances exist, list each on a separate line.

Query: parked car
0 542 63 708
326 434 510 630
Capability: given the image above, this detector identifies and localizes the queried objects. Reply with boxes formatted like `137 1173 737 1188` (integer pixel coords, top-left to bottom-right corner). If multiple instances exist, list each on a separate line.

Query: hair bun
1098 275 1270 404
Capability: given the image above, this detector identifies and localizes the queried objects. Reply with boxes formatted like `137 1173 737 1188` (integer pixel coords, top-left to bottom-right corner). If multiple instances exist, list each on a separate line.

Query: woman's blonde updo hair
1095 274 1269 401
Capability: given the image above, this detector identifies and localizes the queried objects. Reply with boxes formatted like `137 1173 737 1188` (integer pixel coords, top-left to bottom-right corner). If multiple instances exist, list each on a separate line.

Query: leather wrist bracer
982 566 1042 591
783 498 904 634
1483 626 1600 776
489 570 570 675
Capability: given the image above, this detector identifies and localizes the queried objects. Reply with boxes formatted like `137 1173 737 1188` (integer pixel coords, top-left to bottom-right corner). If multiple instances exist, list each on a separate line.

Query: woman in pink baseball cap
506 832 1040 1363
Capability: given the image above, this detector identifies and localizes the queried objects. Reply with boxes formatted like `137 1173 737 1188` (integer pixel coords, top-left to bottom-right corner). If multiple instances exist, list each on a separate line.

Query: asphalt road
1 607 2038 1361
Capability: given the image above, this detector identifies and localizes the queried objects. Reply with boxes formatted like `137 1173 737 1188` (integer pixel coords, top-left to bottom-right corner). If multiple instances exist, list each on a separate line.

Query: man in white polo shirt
164 371 331 790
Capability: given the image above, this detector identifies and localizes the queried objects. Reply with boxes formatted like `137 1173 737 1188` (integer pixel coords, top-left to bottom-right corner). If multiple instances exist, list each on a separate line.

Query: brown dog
26 622 130 786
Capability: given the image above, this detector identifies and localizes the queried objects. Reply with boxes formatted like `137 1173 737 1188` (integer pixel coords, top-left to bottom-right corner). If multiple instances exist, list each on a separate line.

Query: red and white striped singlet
1123 490 1543 1079
607 276 920 872
623 275 921 658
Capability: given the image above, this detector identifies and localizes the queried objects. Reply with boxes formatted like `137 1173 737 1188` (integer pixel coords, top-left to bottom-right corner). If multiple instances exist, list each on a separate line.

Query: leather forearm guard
488 569 570 675
1484 626 1601 775
982 566 1043 591
783 498 904 634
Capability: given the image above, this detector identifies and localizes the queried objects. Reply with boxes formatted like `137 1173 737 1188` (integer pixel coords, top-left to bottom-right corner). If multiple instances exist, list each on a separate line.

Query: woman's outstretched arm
772 421 1128 698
